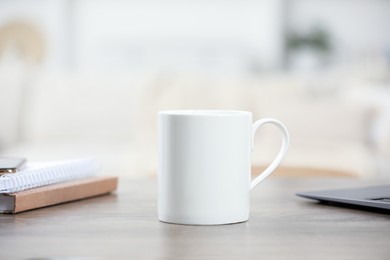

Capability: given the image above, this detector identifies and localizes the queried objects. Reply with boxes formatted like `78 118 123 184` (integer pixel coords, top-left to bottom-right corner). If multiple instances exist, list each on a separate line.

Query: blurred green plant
286 26 331 54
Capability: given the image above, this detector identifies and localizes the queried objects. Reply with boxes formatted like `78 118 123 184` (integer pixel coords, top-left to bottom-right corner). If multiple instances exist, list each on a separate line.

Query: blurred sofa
0 68 388 178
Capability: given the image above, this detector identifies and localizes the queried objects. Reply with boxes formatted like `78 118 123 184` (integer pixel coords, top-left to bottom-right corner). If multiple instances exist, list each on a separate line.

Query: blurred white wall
0 0 285 73
73 0 284 73
1 0 389 72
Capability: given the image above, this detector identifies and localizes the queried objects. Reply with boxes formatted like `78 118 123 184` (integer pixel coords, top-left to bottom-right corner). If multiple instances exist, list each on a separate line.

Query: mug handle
250 118 290 190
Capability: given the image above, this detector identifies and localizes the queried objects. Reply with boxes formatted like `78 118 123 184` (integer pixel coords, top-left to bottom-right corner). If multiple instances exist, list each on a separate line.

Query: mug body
158 110 252 225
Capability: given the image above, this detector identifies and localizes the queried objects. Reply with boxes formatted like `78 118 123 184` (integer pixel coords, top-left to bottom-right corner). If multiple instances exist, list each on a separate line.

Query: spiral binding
0 158 100 193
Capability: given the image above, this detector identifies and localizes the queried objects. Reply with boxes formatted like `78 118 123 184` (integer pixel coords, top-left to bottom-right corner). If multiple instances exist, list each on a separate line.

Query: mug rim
158 110 252 116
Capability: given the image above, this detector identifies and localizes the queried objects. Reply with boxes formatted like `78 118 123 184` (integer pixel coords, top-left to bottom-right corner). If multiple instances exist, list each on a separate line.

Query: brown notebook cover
0 176 118 213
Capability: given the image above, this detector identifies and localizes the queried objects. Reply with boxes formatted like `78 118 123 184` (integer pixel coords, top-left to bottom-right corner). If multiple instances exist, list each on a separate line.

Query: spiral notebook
0 158 100 194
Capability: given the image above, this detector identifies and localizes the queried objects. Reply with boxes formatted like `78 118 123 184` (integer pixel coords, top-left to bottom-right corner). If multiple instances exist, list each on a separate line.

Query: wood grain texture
6 176 118 213
252 165 357 177
0 177 389 259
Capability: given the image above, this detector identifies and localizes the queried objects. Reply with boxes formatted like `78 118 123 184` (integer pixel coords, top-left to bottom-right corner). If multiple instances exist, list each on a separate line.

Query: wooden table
0 177 389 259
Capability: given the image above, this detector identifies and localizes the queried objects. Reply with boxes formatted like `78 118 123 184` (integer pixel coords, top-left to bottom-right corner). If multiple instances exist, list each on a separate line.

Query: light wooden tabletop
0 177 389 259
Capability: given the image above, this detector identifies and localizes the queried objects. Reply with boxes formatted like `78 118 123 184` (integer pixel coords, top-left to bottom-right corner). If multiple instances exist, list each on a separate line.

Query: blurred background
0 0 389 179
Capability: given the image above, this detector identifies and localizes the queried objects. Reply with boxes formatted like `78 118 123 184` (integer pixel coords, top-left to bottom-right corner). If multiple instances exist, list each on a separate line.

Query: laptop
296 185 390 212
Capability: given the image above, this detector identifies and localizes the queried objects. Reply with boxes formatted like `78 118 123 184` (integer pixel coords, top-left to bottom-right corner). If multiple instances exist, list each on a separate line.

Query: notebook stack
0 158 118 213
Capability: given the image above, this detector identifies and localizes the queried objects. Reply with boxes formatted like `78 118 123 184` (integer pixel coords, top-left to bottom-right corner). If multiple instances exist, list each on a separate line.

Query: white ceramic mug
158 110 289 225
